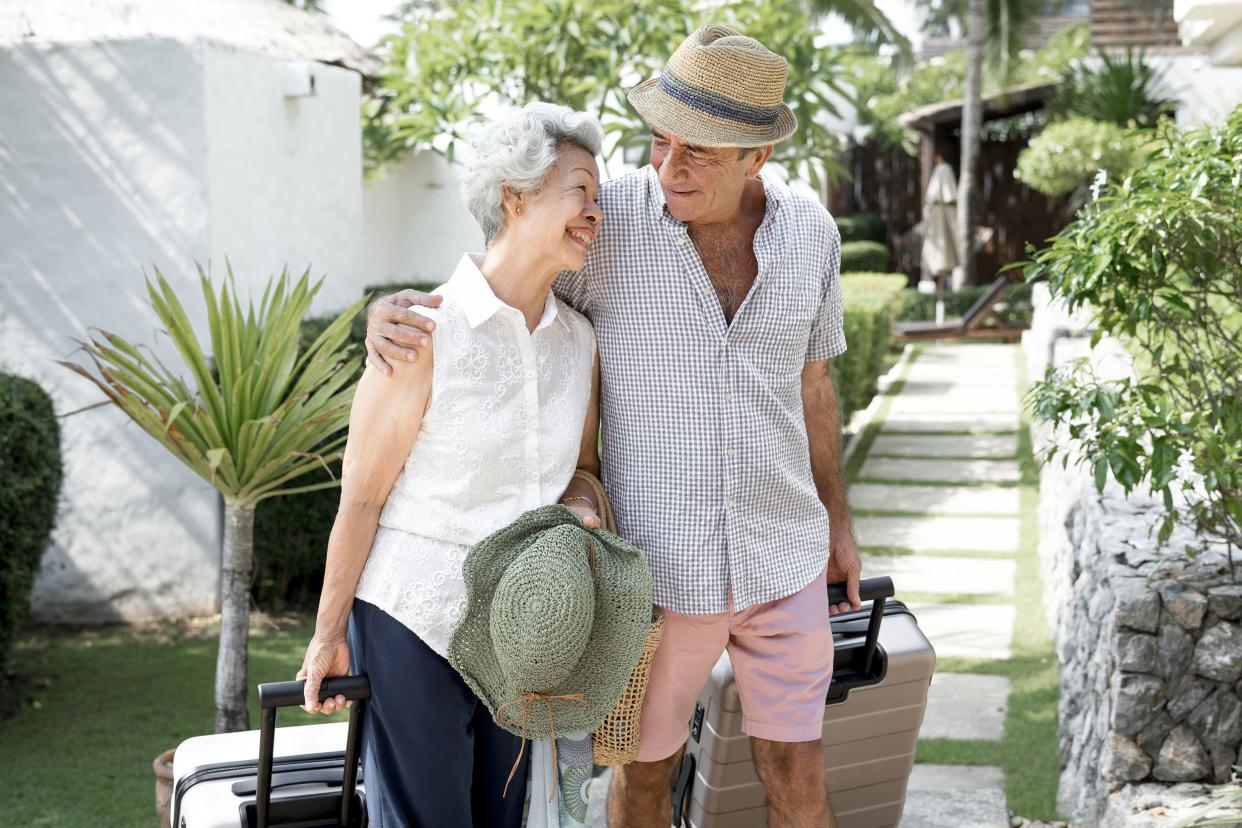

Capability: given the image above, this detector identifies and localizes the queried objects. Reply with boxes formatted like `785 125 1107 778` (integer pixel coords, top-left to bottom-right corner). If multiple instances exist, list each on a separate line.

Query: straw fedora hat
447 504 653 741
627 24 797 148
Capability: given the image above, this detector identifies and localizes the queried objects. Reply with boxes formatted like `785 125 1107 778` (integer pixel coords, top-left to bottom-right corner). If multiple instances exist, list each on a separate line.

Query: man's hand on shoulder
365 289 443 376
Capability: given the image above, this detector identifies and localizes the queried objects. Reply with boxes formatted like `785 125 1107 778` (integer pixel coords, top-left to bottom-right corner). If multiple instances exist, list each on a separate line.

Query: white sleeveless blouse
354 254 596 657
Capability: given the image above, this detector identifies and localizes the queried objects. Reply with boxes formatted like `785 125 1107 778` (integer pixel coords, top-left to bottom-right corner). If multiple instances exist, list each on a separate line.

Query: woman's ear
501 186 525 218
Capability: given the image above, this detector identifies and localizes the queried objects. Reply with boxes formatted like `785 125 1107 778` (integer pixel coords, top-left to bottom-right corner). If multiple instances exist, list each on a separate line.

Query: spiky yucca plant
62 266 365 732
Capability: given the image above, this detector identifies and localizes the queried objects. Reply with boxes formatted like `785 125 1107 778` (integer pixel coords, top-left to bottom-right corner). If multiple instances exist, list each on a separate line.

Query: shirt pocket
743 280 819 378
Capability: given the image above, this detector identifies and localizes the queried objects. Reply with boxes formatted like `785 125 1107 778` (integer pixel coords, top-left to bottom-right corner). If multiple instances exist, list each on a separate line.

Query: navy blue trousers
348 599 529 828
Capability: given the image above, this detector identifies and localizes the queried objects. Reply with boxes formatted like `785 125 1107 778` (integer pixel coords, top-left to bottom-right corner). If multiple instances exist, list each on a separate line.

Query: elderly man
365 25 863 828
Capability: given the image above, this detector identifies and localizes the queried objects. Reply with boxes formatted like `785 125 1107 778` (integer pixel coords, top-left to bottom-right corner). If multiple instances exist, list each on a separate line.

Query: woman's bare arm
559 353 602 528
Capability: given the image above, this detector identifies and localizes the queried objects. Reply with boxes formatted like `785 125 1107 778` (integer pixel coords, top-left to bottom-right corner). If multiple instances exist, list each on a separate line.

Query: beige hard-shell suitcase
673 576 935 828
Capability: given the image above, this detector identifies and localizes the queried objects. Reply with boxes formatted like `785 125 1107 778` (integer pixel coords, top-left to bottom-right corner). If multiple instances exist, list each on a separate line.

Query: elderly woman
297 102 604 827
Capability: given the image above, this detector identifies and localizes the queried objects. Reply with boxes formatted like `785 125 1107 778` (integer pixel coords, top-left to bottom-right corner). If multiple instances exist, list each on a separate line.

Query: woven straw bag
573 470 665 766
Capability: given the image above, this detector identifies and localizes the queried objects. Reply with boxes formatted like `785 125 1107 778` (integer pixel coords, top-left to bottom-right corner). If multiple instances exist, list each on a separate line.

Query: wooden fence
827 138 1071 285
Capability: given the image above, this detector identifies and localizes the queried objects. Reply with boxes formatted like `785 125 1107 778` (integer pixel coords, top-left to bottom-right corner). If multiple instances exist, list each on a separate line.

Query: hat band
657 69 783 128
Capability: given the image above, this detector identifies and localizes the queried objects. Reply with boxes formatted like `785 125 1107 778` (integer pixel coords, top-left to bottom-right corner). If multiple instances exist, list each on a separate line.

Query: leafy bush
840 241 889 274
898 284 1033 327
1015 117 1145 198
1048 47 1175 129
0 372 63 674
834 273 907 422
1027 109 1242 560
835 213 886 244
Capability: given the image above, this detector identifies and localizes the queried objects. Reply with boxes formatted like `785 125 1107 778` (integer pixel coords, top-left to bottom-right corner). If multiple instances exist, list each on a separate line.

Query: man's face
649 129 767 225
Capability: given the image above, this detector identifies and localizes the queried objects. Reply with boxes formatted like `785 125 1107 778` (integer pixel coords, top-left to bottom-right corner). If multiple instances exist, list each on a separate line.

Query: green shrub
898 284 1034 327
835 213 886 244
1015 117 1145 198
834 273 907 423
840 241 889 274
0 372 63 673
1028 108 1242 558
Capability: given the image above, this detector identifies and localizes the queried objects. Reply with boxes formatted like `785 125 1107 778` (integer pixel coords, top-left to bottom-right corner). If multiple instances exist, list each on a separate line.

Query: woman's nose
584 199 602 224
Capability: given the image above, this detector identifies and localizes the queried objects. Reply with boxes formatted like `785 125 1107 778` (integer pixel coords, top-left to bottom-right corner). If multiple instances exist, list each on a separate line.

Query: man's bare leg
752 737 836 828
606 746 685 828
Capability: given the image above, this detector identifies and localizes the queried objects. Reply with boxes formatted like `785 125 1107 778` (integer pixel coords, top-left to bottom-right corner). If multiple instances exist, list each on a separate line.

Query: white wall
0 36 370 622
361 150 483 289
1151 53 1242 126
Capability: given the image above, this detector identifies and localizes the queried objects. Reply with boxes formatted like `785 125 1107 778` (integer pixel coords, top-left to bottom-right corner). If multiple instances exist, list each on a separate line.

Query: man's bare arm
364 289 445 375
802 359 862 615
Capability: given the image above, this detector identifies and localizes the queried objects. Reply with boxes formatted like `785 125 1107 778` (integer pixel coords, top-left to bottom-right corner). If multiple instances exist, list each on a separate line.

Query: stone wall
1023 292 1242 826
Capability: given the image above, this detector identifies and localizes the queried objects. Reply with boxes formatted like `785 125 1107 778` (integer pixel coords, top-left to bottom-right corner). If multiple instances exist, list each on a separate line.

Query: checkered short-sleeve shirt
555 165 846 614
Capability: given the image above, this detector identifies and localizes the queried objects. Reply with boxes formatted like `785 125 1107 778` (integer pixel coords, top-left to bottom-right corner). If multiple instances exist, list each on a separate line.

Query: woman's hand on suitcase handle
826 527 862 616
297 635 354 715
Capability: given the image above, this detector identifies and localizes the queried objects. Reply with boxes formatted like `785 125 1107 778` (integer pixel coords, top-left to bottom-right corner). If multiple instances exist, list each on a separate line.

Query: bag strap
572 469 617 534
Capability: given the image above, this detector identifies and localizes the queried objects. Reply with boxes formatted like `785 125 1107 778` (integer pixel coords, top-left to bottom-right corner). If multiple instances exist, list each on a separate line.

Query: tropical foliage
1047 47 1176 129
845 22 1088 151
1026 109 1242 564
61 268 366 731
364 0 859 189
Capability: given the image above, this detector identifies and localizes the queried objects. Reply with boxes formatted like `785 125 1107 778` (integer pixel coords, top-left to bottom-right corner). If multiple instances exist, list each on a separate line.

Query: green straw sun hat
626 24 797 149
447 504 653 740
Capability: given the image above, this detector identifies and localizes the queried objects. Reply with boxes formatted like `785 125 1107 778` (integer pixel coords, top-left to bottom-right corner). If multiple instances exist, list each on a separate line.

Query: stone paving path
853 343 1024 828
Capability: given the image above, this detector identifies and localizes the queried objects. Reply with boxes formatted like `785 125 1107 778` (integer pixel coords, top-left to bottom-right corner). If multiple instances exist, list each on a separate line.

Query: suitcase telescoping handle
254 675 371 828
827 576 894 675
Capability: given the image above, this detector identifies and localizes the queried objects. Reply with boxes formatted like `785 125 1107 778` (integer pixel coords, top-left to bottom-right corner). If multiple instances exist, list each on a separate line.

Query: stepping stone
849 484 1020 516
855 515 1020 553
887 398 1020 417
881 411 1020 433
907 764 1006 790
858 457 1020 484
862 556 1015 596
904 789 1008 824
869 433 1019 459
920 674 1011 740
907 603 1015 660
900 789 1011 828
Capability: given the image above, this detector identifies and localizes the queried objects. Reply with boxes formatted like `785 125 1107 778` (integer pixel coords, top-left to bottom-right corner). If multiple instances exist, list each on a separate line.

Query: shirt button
726 498 735 509
725 447 735 457
525 369 536 381
724 391 733 402
677 237 688 247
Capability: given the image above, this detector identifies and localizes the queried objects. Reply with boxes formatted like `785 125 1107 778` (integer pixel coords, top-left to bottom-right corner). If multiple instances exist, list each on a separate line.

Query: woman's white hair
461 102 604 245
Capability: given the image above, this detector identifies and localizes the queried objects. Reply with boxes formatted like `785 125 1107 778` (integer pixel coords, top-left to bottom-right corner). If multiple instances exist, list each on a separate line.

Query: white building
1176 0 1242 64
0 0 476 623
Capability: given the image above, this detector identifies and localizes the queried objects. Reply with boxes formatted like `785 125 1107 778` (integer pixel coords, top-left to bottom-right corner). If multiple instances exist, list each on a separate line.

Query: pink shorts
636 568 834 762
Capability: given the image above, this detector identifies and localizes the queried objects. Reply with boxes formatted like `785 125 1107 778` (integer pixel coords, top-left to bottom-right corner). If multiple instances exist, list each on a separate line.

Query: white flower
1090 169 1108 200
1173 447 1204 490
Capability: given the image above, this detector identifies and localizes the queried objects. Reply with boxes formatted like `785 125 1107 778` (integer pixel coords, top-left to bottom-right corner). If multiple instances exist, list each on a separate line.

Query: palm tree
959 0 986 286
805 0 914 58
62 267 364 732
955 0 1033 284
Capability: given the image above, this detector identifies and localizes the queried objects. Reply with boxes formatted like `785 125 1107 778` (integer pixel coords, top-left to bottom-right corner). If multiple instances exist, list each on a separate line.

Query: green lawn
1 615 344 827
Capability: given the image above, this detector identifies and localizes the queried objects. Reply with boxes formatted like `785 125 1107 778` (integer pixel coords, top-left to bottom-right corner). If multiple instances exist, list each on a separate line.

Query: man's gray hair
461 102 604 245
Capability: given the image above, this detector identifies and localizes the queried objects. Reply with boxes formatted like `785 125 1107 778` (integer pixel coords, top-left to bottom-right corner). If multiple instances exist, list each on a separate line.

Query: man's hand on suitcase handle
826 526 862 616
297 634 354 715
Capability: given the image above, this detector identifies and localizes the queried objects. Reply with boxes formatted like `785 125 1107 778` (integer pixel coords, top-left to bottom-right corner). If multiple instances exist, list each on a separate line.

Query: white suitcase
172 676 369 828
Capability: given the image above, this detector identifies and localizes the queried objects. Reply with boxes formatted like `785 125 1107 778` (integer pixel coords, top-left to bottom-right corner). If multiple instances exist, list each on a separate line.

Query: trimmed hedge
835 212 886 244
840 241 889 274
1 372 63 672
897 283 1034 327
834 273 907 423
